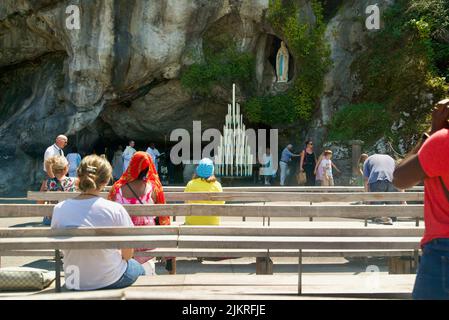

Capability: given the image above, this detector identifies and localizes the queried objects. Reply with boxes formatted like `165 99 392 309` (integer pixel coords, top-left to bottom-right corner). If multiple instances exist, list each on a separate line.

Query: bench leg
309 202 313 222
169 258 177 275
298 250 302 295
364 219 368 227
55 249 62 292
389 256 413 274
256 257 273 275
413 250 420 273
416 218 419 227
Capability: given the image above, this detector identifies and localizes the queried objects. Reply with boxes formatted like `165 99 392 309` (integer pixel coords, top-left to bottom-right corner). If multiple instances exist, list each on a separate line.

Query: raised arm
393 99 449 189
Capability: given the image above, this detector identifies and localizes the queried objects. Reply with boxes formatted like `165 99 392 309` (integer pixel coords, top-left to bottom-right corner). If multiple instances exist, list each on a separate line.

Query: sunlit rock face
0 0 389 194
0 0 273 194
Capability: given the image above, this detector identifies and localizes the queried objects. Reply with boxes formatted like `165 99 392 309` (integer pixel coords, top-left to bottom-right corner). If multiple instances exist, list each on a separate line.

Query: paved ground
1 274 415 300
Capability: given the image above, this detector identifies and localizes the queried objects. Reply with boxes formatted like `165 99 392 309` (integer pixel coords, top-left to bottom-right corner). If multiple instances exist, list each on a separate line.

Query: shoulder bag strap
126 183 144 205
126 183 160 225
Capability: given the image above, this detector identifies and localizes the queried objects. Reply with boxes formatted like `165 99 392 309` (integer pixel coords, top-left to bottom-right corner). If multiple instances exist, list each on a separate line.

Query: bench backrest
0 226 423 251
103 186 425 193
27 191 424 203
0 203 424 218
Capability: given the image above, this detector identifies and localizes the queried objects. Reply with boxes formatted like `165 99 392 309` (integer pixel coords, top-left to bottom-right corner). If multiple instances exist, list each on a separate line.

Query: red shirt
418 128 449 246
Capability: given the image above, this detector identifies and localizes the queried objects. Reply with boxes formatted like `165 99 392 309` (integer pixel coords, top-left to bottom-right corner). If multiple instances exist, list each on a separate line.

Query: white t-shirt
261 154 276 176
51 197 134 290
146 147 161 170
66 153 81 175
320 159 333 178
43 144 64 172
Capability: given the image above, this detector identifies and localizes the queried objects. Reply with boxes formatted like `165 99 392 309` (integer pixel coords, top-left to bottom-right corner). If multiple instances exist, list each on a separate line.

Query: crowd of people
276 141 341 187
37 98 449 299
40 136 224 290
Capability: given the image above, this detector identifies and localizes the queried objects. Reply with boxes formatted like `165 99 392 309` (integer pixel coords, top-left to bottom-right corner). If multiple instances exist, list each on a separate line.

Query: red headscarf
108 151 170 225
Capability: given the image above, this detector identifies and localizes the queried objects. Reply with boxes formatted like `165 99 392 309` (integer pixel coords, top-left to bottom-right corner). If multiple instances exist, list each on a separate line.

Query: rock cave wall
0 0 397 195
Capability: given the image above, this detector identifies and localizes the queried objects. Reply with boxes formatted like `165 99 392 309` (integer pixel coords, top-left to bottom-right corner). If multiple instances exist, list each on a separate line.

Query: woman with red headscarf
108 151 173 274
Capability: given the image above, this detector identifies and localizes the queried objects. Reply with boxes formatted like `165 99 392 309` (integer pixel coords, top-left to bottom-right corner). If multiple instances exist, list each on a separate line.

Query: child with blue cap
184 158 224 225
196 158 215 179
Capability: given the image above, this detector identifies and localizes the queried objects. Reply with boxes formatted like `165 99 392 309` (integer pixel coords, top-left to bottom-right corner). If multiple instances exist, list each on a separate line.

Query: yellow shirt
184 178 224 225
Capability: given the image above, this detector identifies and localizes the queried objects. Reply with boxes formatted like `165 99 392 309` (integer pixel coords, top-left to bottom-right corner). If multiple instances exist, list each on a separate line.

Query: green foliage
328 104 392 146
351 0 449 148
245 91 314 125
180 35 255 96
246 0 331 126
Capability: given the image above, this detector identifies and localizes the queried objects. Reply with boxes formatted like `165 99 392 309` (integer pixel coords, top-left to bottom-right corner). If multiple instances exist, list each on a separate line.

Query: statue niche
276 41 289 83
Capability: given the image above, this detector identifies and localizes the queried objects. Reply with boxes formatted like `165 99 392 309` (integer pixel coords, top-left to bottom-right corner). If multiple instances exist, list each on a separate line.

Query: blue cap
196 158 214 179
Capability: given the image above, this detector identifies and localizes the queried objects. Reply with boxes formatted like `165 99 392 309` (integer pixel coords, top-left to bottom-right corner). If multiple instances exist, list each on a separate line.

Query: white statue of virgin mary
276 41 289 83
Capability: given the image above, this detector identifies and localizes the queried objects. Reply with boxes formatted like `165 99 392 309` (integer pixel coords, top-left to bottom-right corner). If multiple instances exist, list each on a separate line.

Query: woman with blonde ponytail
51 155 145 291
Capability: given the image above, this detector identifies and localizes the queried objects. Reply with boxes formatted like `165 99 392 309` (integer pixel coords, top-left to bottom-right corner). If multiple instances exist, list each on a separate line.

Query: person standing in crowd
112 145 124 181
40 156 79 225
279 144 301 186
393 98 449 300
314 152 325 186
66 146 82 177
51 155 145 290
108 152 168 275
146 142 161 172
122 140 136 172
358 153 369 186
43 135 68 178
184 158 224 226
299 140 317 186
261 148 276 185
318 150 341 186
363 153 397 225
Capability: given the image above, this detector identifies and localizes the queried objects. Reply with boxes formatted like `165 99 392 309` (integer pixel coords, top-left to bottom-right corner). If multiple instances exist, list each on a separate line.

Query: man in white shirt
122 140 136 172
43 135 68 178
261 148 276 185
146 142 161 172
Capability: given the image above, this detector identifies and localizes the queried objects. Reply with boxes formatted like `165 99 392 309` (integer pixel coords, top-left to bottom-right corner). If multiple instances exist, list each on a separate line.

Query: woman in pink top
108 152 159 274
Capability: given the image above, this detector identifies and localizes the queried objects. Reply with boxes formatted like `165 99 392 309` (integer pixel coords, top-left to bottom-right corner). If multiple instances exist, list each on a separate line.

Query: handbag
297 171 307 185
0 267 55 292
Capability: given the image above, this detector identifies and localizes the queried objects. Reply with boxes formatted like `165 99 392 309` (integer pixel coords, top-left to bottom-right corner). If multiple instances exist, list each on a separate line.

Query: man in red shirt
394 98 449 299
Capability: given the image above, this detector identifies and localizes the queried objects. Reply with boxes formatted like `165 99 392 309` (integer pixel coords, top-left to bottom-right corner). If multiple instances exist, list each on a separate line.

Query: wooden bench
27 191 424 225
27 191 424 203
0 225 422 294
0 202 424 263
103 186 424 193
0 203 424 220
